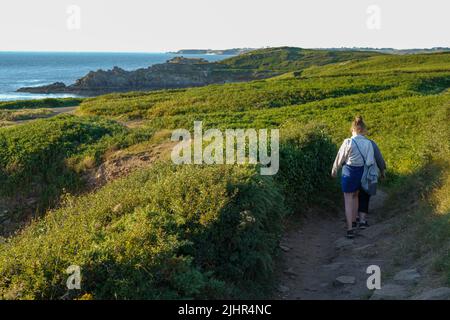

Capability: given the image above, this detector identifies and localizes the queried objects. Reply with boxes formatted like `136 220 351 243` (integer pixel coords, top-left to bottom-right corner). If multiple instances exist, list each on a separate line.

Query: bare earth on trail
275 190 417 300
10 106 77 125
276 188 450 300
84 140 177 190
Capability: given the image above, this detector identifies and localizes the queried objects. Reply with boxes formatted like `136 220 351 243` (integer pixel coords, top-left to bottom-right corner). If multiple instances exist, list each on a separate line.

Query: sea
0 52 233 102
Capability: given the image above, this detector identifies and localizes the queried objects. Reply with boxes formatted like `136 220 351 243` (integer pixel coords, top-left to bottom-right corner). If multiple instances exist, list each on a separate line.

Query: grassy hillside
0 115 152 227
0 48 449 299
0 98 82 110
303 52 450 76
77 53 449 184
221 47 382 71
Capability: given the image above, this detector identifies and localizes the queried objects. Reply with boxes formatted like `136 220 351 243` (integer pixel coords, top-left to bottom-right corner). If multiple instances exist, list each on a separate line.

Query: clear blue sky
0 0 448 52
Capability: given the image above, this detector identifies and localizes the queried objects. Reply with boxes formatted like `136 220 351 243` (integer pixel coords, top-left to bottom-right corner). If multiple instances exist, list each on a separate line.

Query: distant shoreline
167 48 256 55
0 52 233 102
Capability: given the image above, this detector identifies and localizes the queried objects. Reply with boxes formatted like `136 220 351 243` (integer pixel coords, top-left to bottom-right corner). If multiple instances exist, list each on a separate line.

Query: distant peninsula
167 48 256 55
320 47 450 54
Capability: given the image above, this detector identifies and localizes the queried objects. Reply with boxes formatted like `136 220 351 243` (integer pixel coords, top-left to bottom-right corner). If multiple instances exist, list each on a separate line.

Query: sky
0 0 448 52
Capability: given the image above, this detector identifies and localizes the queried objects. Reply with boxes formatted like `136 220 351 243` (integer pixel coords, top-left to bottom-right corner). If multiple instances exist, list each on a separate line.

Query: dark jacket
371 140 386 174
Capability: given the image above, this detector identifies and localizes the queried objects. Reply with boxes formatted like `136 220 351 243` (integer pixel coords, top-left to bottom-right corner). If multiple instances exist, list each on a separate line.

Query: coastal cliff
17 57 273 95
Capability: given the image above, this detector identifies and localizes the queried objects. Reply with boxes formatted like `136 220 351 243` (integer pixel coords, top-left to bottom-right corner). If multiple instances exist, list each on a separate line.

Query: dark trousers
358 188 370 214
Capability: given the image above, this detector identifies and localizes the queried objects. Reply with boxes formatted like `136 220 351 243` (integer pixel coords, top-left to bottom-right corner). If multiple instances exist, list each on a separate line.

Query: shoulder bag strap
351 138 366 166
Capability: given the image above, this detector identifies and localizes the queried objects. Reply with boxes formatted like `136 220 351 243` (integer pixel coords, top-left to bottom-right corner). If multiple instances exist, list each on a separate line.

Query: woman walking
358 140 386 229
331 116 375 239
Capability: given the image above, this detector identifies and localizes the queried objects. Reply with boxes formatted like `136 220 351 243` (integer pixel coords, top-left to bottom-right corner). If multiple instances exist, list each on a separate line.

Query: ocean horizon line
0 51 185 55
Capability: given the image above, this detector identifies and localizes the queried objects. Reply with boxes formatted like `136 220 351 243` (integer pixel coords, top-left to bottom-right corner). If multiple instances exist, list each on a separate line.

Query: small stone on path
322 262 344 271
335 237 354 249
412 287 450 300
278 285 290 293
353 244 374 252
283 267 298 276
393 268 421 284
334 276 356 286
370 284 409 300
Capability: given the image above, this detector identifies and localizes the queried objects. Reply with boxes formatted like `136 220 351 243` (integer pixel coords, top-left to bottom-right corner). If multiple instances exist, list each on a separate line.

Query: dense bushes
0 166 267 299
0 114 152 218
0 126 333 299
0 98 82 110
278 123 337 212
0 115 116 191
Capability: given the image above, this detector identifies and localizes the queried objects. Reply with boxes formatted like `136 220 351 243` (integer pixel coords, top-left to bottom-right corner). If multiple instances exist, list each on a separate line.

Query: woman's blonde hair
351 115 368 135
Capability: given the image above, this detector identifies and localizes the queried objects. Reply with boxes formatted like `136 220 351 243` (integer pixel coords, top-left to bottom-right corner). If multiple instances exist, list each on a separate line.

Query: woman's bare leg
344 192 354 230
352 190 359 223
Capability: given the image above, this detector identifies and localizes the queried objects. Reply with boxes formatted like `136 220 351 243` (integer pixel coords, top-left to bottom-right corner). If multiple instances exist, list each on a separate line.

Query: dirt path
49 106 77 115
12 106 77 125
275 190 392 300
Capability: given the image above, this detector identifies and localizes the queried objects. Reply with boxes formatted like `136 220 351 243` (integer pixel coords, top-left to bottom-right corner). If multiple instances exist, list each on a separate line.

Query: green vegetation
0 120 14 128
221 47 382 72
0 108 55 122
77 52 449 186
78 75 401 120
302 52 450 76
0 115 152 219
0 48 449 299
0 97 82 110
0 127 334 299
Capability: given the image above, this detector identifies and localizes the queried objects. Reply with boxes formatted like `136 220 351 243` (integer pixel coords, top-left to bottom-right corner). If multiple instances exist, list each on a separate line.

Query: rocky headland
17 56 273 96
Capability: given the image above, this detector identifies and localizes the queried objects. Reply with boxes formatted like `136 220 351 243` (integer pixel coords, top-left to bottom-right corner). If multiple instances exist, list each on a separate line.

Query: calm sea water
0 52 232 101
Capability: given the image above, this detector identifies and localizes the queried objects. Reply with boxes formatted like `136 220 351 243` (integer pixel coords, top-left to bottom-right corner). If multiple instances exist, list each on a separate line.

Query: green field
0 48 449 299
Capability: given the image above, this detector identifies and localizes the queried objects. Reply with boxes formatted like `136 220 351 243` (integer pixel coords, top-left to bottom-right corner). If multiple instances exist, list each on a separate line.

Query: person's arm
331 139 350 177
372 141 386 176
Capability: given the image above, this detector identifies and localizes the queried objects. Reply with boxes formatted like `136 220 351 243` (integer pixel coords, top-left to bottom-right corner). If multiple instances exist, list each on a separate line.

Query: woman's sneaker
359 221 369 230
346 229 355 239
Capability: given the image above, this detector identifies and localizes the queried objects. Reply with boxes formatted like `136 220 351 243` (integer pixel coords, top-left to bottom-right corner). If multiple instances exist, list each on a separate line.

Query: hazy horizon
0 0 449 52
1 46 449 54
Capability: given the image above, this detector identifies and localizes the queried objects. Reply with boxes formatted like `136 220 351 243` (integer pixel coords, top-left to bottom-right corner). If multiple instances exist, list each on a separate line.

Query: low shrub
0 163 285 299
278 123 338 212
0 98 82 110
0 127 334 299
0 114 151 219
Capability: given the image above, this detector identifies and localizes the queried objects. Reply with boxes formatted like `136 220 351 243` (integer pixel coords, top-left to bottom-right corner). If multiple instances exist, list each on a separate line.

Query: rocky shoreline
17 56 273 96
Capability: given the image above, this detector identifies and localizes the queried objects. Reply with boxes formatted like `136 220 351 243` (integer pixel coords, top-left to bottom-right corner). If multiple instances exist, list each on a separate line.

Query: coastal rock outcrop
17 82 67 94
17 57 272 96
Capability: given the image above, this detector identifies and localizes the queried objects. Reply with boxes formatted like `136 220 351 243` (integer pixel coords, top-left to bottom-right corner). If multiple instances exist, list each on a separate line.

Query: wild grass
0 108 55 121
0 114 153 221
0 126 334 299
0 97 82 110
